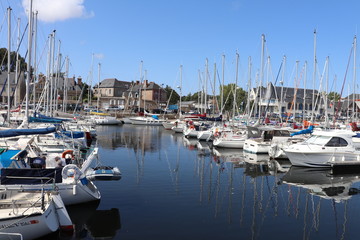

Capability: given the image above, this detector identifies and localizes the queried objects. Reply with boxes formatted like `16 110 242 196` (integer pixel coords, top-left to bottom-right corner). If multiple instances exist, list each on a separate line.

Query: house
35 74 83 107
0 71 25 107
124 80 167 111
250 84 325 117
93 78 131 109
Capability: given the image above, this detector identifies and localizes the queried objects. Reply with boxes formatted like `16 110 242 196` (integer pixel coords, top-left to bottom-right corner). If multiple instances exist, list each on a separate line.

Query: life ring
62 150 74 159
62 164 82 181
190 125 195 130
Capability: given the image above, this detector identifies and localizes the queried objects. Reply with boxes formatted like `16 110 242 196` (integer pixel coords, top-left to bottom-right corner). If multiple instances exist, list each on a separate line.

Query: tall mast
144 70 147 111
54 40 61 112
138 60 143 110
14 17 20 108
45 33 52 115
246 56 252 118
25 0 33 123
179 65 182 117
97 63 101 111
311 29 317 122
7 7 11 124
197 70 201 114
88 53 94 107
62 56 69 112
233 51 239 119
353 36 357 120
49 31 56 117
221 54 225 114
32 11 38 106
294 61 299 122
259 34 265 120
325 56 329 127
303 61 307 125
279 56 286 124
213 62 216 115
204 58 208 114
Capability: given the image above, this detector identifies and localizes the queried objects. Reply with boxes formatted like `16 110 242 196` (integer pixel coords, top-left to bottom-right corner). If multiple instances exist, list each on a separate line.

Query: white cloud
22 0 94 23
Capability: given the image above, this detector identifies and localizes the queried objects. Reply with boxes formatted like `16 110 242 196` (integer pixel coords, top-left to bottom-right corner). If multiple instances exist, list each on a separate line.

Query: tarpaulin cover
0 168 63 184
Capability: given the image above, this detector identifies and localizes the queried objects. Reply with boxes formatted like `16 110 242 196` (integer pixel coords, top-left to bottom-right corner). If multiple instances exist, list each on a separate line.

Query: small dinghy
86 166 121 181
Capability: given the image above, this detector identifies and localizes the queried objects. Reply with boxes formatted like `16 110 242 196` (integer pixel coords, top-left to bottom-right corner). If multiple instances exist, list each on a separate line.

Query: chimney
77 76 82 86
143 80 148 86
136 80 140 84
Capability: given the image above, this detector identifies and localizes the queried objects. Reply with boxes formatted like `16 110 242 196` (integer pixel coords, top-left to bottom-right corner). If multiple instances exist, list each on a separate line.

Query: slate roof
94 78 132 89
254 85 320 104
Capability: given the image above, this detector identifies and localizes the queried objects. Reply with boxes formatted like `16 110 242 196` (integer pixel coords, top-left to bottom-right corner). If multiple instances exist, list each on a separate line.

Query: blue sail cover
35 113 70 121
0 126 56 138
29 112 70 123
29 116 64 123
55 130 85 139
290 125 314 137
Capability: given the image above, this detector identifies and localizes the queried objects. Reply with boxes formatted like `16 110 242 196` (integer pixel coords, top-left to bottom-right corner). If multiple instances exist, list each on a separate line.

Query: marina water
44 124 360 239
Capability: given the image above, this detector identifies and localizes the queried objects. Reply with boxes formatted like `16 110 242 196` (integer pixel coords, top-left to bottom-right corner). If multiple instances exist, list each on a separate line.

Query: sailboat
0 189 73 240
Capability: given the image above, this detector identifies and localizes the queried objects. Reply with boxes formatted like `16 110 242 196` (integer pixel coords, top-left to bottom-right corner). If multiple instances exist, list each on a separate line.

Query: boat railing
2 174 58 188
0 188 51 215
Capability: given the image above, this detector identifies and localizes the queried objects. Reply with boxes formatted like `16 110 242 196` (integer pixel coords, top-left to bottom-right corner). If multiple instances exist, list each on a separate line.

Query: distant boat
130 116 165 126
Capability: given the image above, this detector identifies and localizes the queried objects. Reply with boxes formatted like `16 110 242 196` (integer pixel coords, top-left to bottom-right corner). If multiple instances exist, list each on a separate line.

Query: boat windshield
304 135 332 145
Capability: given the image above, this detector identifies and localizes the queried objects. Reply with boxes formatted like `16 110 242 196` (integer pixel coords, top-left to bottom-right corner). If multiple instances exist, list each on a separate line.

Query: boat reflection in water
196 141 213 156
182 136 198 151
89 125 360 240
281 167 360 202
48 200 121 239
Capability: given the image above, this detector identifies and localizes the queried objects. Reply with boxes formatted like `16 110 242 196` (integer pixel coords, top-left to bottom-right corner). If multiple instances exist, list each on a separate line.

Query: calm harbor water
45 124 360 240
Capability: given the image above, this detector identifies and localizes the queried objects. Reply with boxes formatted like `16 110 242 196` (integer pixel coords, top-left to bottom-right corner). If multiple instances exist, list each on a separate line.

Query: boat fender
62 164 82 181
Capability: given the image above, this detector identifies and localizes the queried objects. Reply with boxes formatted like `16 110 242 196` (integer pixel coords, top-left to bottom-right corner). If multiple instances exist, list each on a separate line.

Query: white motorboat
243 126 291 154
93 116 122 125
284 130 360 168
130 116 165 126
0 190 73 240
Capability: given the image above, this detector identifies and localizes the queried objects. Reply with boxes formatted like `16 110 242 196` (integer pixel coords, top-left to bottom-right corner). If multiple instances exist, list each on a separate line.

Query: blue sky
0 0 360 96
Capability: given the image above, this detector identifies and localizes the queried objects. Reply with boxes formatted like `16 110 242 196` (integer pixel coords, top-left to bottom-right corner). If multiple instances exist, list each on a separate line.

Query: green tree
164 85 180 105
328 91 340 101
0 48 27 72
220 84 247 113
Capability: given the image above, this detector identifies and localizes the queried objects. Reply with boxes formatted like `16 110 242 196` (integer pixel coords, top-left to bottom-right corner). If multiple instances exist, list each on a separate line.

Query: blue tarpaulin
0 150 21 168
168 105 178 110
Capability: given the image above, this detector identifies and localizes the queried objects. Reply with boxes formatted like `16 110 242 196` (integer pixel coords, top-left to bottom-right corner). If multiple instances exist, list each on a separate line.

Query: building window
287 102 292 110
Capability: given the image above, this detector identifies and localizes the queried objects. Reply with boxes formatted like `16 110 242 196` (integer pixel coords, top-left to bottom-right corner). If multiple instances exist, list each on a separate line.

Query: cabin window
325 137 348 147
273 130 290 137
263 131 274 141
